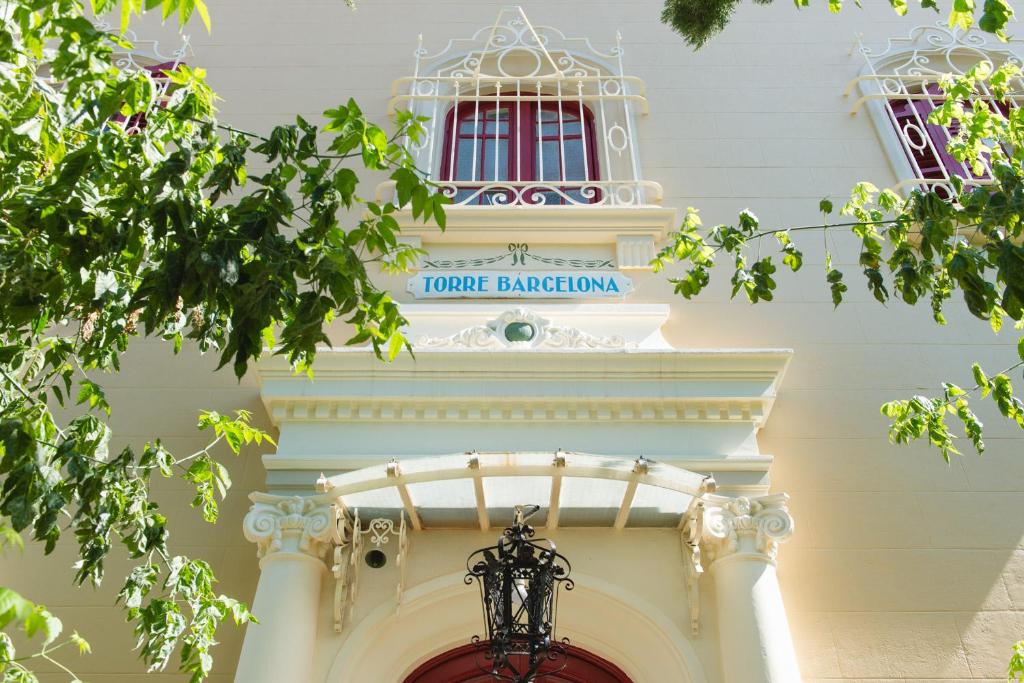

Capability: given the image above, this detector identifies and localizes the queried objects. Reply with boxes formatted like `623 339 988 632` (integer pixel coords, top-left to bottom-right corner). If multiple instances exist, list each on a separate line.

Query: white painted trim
391 205 677 244
260 454 775 472
325 570 708 683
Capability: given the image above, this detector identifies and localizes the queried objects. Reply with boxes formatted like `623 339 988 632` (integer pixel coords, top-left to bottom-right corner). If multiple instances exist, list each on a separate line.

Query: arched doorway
403 643 633 683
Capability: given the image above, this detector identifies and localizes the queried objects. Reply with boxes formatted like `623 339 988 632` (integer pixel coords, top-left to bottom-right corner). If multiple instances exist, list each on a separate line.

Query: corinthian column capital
242 493 341 560
702 493 794 564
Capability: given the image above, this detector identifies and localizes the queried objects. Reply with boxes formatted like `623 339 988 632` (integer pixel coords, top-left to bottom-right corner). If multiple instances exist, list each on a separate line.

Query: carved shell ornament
415 308 630 350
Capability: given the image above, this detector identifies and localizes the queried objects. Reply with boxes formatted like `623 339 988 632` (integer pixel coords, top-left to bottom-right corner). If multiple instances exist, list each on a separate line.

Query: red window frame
439 97 601 205
890 83 1010 191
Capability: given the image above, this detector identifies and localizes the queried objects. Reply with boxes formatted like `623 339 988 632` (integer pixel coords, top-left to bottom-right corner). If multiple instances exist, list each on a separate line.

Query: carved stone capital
702 493 794 565
243 493 340 560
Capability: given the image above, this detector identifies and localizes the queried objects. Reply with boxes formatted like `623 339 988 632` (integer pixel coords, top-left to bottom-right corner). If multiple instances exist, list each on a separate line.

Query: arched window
387 7 664 210
888 81 1011 194
440 98 600 205
850 24 1023 197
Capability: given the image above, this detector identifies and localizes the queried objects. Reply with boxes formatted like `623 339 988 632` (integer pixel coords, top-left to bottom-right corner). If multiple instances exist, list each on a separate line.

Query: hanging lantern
465 504 574 682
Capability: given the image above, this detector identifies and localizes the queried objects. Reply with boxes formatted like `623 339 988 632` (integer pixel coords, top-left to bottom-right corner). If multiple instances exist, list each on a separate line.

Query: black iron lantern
465 504 574 682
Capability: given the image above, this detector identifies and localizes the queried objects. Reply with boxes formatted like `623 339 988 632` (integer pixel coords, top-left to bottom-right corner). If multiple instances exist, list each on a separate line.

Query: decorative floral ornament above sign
415 308 630 350
423 243 614 270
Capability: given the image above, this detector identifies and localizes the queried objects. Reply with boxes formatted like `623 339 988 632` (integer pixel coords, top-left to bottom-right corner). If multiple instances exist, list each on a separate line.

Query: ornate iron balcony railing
846 23 1024 198
380 6 661 209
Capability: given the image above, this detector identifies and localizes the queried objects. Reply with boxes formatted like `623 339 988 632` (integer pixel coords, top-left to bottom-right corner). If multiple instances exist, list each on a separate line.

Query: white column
702 494 800 683
235 494 339 683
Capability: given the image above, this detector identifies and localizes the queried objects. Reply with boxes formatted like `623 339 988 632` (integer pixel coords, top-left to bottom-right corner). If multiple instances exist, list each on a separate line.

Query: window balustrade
847 23 1024 198
380 7 661 209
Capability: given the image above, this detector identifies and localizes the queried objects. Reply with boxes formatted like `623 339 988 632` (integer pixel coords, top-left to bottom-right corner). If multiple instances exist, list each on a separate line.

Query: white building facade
5 2 1024 682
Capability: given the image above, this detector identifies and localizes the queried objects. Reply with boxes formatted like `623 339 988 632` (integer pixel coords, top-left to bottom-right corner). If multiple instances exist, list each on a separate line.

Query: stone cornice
264 397 768 424
256 348 792 429
242 493 340 561
701 493 794 565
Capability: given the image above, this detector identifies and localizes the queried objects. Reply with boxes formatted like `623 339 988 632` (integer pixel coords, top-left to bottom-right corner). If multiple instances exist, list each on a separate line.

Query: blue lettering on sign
409 270 631 298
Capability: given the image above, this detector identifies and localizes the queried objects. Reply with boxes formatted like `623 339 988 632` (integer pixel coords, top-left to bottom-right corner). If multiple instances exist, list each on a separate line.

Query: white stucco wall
2 1 1023 682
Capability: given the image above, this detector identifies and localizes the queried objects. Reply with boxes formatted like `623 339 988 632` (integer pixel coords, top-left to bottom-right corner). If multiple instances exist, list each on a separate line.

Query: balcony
377 7 675 252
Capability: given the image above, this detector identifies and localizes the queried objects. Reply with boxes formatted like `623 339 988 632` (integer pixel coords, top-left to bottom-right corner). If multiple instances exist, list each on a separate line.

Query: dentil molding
243 493 340 560
701 493 794 564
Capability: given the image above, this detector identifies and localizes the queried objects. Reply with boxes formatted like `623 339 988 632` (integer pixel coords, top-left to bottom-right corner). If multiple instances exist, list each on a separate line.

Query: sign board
407 270 633 299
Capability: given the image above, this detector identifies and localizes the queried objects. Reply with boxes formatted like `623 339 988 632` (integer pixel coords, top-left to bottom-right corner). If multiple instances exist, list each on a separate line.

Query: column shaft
235 553 324 683
702 494 801 683
235 494 339 683
711 553 800 683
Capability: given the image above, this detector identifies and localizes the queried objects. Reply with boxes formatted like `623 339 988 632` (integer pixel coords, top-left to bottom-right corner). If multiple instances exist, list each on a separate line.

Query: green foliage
1011 639 1024 681
0 0 443 679
0 586 90 682
660 0 773 49
661 0 1011 48
654 58 1024 463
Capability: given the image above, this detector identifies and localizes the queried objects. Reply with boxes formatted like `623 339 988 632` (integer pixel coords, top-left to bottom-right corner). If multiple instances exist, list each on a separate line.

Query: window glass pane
482 138 508 181
483 107 509 135
539 139 560 179
455 140 476 180
563 139 585 180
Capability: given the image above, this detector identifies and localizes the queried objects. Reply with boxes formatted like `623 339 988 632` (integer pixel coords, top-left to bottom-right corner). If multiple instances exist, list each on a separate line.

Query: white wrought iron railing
846 22 1024 197
380 6 660 209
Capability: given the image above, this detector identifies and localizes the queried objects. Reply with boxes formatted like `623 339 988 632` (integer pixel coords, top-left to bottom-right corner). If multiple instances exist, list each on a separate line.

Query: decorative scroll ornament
380 6 661 209
416 307 629 350
846 22 1024 196
332 509 411 632
95 23 192 73
680 498 706 636
242 494 341 560
701 494 794 565
423 243 614 270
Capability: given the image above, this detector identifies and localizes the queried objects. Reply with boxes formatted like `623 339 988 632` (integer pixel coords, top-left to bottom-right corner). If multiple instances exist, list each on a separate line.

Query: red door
403 643 633 683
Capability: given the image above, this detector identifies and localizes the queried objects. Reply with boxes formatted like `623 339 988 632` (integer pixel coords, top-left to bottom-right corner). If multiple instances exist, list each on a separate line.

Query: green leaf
24 605 62 645
973 363 991 394
71 631 91 655
0 588 33 629
193 0 211 31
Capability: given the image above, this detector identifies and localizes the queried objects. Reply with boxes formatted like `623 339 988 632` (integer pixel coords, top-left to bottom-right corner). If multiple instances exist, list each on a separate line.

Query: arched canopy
319 451 714 531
